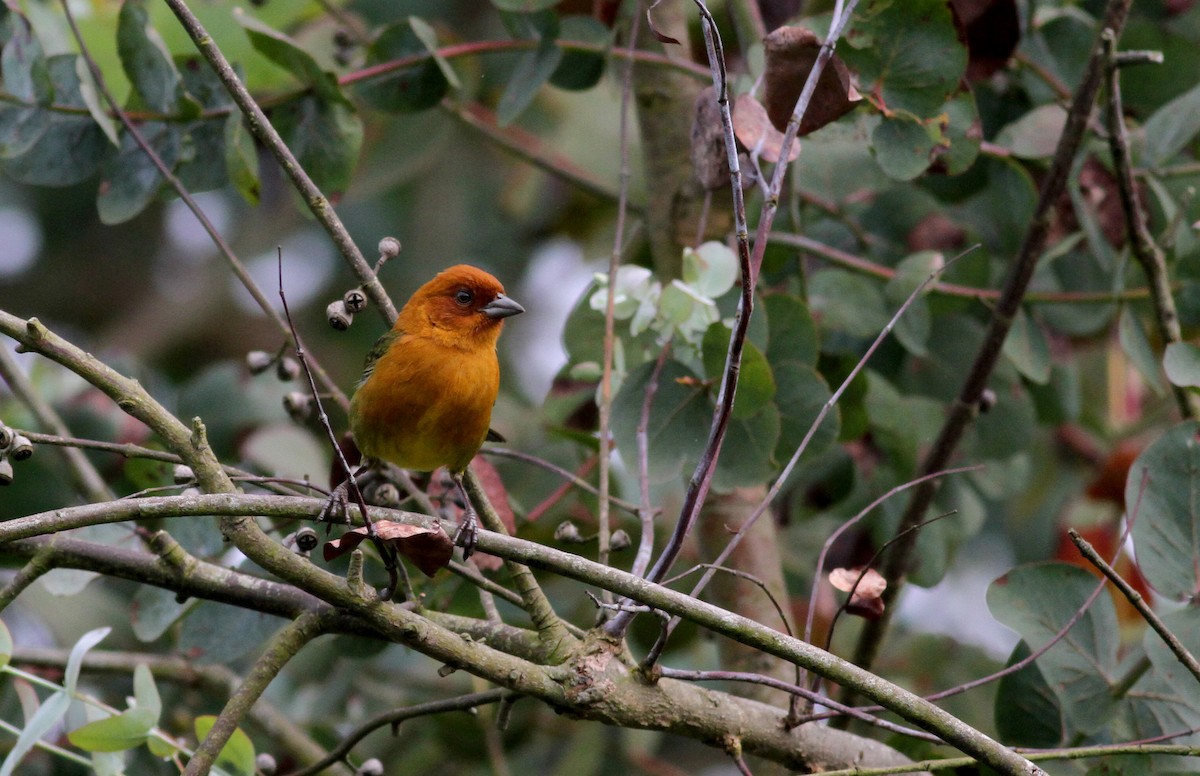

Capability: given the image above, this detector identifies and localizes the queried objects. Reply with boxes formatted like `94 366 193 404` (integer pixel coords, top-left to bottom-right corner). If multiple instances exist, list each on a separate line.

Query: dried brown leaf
324 519 453 577
763 26 860 136
732 94 801 164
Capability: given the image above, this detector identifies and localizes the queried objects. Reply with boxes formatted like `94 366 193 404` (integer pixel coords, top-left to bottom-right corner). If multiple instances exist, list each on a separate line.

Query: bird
346 264 524 559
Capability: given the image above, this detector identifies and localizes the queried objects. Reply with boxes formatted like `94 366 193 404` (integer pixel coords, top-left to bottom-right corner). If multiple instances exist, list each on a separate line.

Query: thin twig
597 3 642 597
481 446 642 515
631 343 671 579
1070 528 1200 683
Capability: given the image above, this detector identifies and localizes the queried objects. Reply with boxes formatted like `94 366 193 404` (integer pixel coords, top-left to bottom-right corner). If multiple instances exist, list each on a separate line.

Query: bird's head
399 264 525 347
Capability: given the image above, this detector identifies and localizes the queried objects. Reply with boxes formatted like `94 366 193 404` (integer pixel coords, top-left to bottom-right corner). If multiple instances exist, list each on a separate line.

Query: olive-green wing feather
357 329 403 388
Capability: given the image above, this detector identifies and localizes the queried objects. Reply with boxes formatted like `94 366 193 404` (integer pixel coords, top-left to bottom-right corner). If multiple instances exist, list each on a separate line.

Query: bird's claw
319 482 352 532
453 507 479 561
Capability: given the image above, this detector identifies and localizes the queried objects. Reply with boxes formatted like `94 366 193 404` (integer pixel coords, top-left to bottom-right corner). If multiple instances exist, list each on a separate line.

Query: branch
849 0 1136 681
1101 31 1199 419
0 492 1043 774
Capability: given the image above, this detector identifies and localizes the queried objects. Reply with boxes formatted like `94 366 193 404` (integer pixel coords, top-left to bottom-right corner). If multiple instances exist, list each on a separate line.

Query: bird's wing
357 329 403 388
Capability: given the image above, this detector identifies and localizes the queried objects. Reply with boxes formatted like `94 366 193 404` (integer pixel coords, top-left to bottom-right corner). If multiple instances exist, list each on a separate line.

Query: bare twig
1101 31 1199 419
1070 528 1200 683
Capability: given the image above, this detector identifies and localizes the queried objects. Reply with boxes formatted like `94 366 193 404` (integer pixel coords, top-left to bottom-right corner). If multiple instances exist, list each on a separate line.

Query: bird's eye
454 289 473 306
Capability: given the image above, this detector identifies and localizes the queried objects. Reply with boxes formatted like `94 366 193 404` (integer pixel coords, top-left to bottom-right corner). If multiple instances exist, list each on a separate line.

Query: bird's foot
318 481 352 532
453 507 479 561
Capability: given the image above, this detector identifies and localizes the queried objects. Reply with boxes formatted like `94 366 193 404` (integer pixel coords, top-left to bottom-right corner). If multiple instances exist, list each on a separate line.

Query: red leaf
323 519 453 578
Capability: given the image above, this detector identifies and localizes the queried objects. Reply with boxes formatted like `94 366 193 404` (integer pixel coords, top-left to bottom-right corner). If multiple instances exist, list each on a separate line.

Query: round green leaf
611 359 710 484
1118 308 1166 396
714 402 780 491
763 293 818 366
1001 307 1051 385
772 360 838 464
551 16 608 91
356 20 449 113
995 104 1068 160
936 91 980 175
808 269 889 339
97 122 181 225
1129 421 1200 600
987 562 1119 735
683 241 738 299
994 640 1064 747
1164 342 1200 389
272 95 362 198
841 0 966 116
872 112 938 181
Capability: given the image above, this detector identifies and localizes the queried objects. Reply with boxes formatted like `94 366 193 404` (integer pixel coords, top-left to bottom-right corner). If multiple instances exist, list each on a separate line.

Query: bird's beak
482 294 525 319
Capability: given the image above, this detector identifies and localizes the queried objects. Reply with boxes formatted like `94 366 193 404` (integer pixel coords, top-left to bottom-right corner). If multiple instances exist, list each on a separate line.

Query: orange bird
348 265 524 557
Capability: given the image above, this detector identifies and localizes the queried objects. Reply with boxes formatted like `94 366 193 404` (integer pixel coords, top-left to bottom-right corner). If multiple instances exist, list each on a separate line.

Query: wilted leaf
762 26 859 135
829 566 887 618
324 519 453 577
732 94 801 164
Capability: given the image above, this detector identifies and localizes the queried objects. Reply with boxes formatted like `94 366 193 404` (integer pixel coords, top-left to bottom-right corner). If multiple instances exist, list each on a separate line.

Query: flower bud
610 529 631 552
377 236 401 258
275 356 300 382
554 521 583 543
172 464 195 484
245 350 274 375
283 392 314 422
8 434 32 462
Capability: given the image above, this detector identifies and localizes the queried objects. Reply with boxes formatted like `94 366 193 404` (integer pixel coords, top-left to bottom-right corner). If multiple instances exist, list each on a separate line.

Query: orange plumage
348 265 524 556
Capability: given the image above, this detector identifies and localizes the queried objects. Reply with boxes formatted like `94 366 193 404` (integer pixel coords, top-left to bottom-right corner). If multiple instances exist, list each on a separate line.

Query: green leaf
551 16 608 91
994 640 1064 747
0 690 71 776
683 242 739 298
223 114 260 205
763 294 818 366
808 269 889 339
133 664 162 720
714 403 780 490
1145 609 1200 693
0 620 11 672
492 0 562 11
236 10 346 105
118 0 192 115
497 35 562 126
3 55 106 186
194 716 256 776
1141 82 1200 168
936 91 980 175
611 359 710 485
995 104 1068 159
871 111 938 181
772 360 838 465
987 563 1118 735
702 323 775 419
885 251 942 358
1129 421 1200 600
1001 307 1051 385
356 20 449 113
272 95 362 198
1164 342 1200 389
75 56 119 146
2 13 51 103
841 0 966 116
68 708 156 752
409 16 461 89
97 122 181 224
1118 308 1165 396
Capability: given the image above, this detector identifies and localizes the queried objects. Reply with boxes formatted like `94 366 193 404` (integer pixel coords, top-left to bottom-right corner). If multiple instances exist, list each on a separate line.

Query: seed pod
0 425 12 449
294 527 319 553
373 482 401 507
275 356 300 382
554 520 583 543
377 236 401 258
8 434 32 462
343 288 368 314
610 529 632 552
172 464 195 484
327 300 353 331
978 388 997 413
357 758 384 776
283 392 314 422
255 753 278 775
0 458 13 486
245 350 274 375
